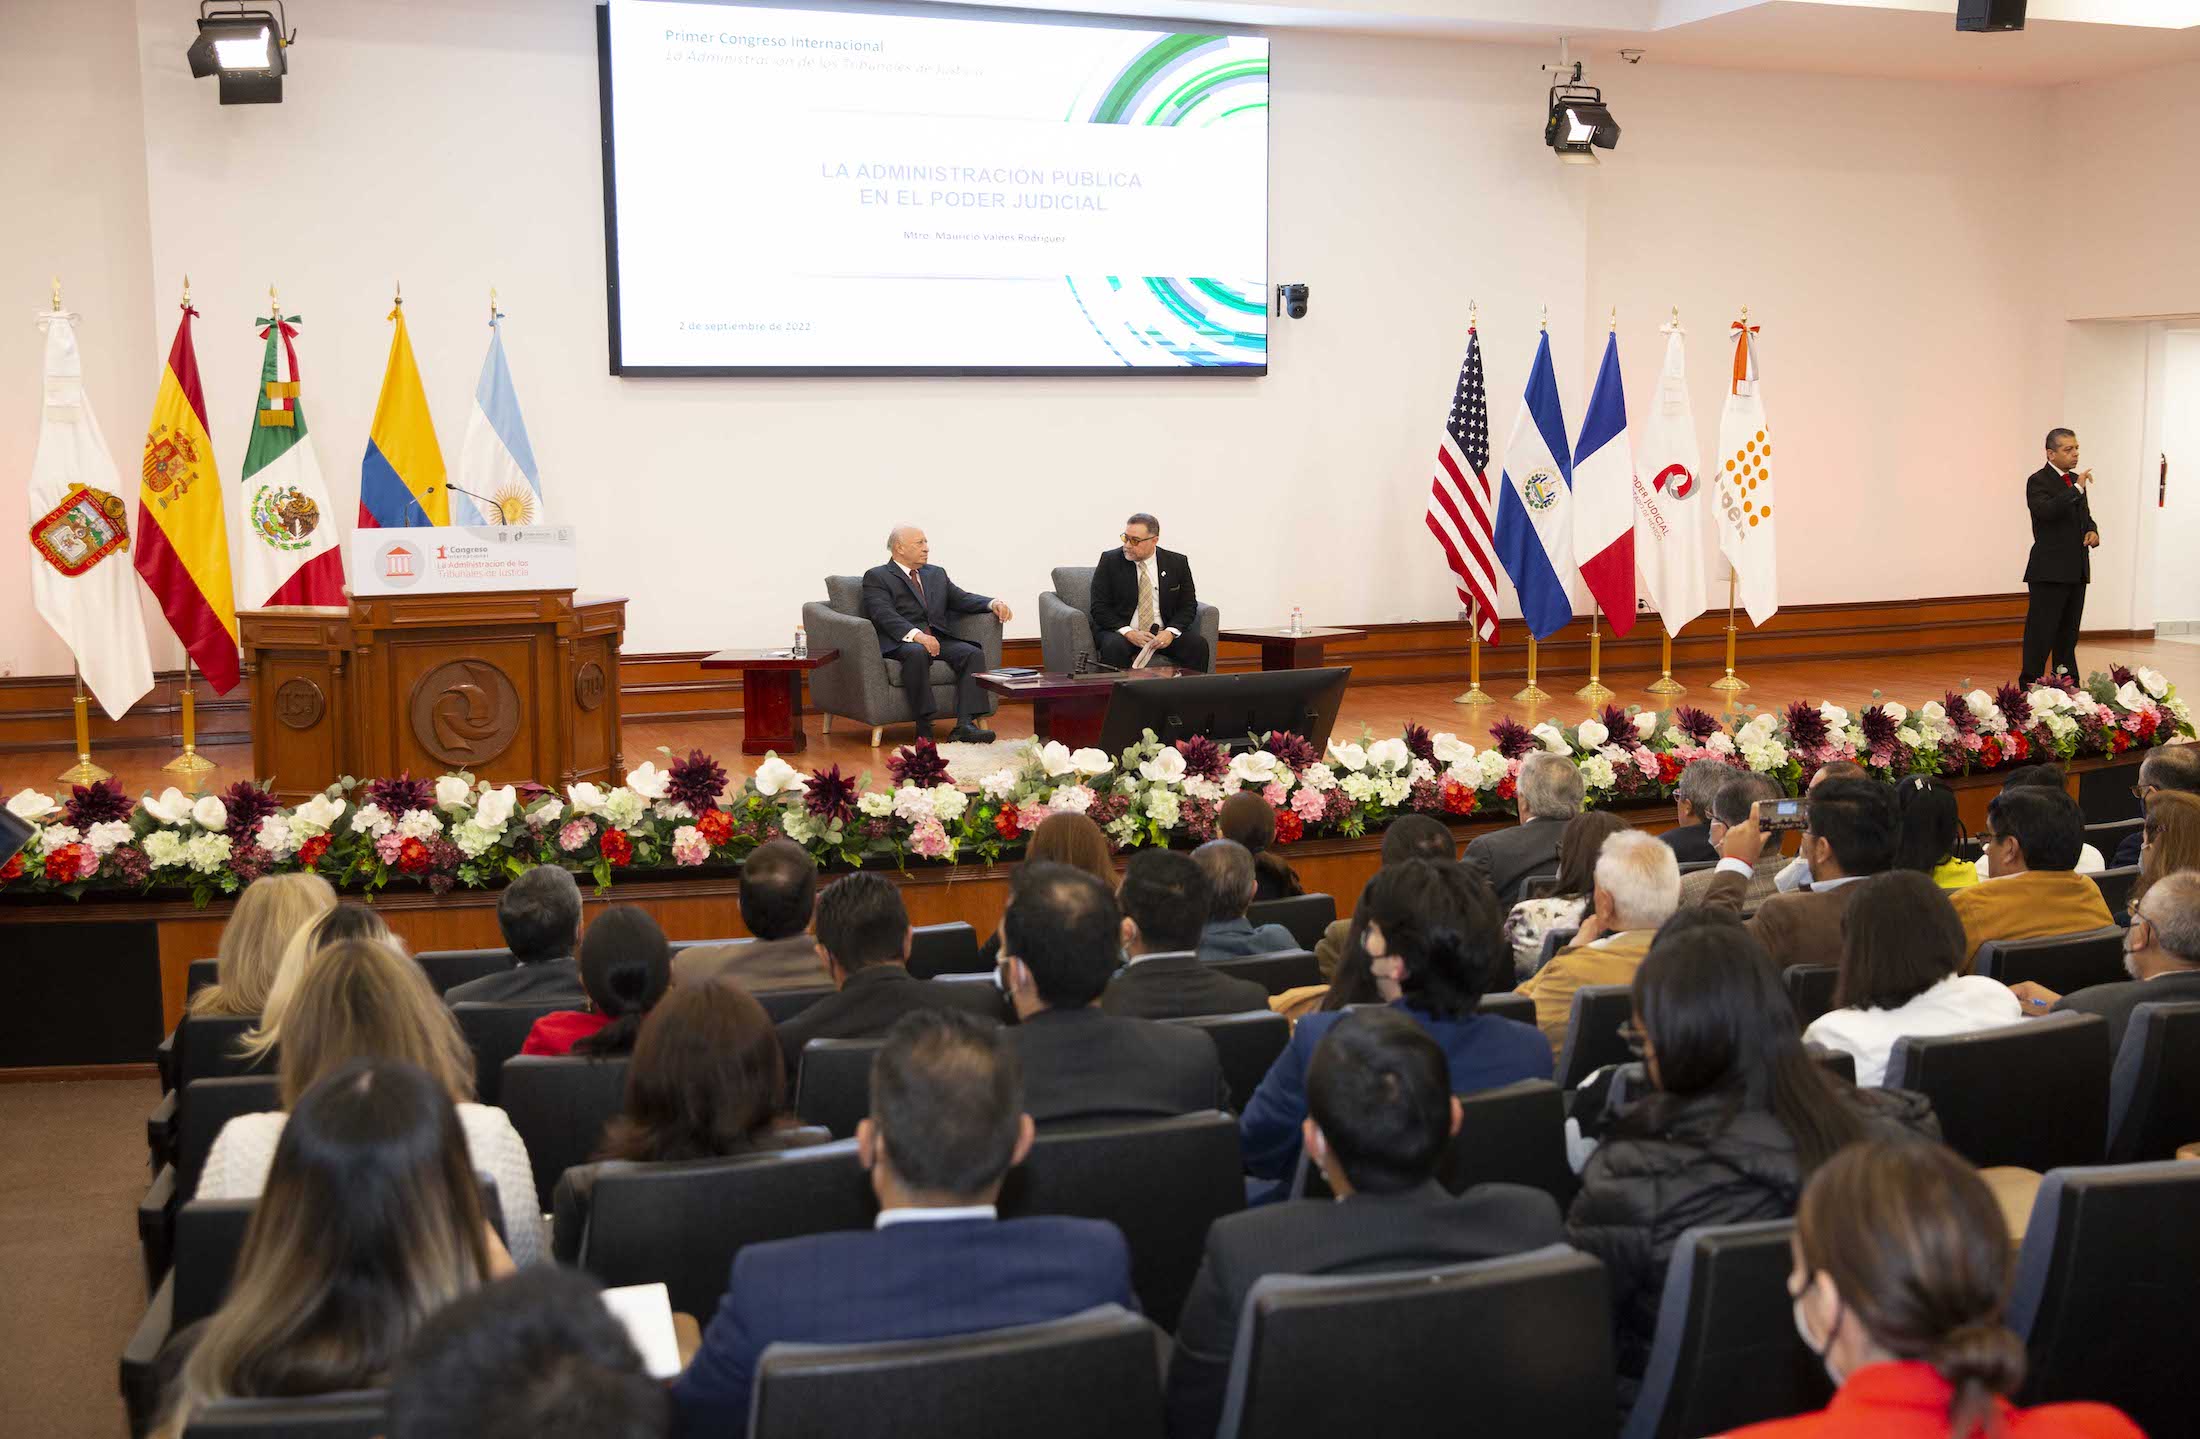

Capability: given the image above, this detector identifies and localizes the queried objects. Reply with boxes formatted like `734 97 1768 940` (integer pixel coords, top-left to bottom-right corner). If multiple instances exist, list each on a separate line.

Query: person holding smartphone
1702 779 1898 975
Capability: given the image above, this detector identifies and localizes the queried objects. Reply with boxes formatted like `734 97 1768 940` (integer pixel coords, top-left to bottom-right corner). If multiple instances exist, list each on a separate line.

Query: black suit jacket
1006 1007 1231 1126
775 965 988 1076
443 957 587 1008
2053 969 2200 1059
1164 1180 1564 1439
1099 953 1270 1022
1090 547 1198 637
1462 816 1566 906
1659 823 1719 866
2023 464 2098 585
860 562 993 656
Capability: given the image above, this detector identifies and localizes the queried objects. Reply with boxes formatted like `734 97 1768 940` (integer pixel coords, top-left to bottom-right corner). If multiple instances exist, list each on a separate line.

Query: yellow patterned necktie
1136 561 1158 632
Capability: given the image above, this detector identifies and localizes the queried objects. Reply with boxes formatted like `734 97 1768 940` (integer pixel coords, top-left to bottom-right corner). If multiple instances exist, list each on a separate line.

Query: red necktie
909 567 925 603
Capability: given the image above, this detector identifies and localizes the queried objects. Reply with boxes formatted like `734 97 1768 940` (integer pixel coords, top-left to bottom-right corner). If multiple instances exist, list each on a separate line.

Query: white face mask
1791 1278 1846 1388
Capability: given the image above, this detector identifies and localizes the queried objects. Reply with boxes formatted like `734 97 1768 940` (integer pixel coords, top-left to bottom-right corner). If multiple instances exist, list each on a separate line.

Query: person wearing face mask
1238 859 1551 1186
2007 868 2200 1059
1726 1138 2140 1439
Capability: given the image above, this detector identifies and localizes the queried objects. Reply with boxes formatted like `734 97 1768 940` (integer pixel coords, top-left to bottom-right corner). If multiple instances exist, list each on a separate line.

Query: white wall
2153 330 2200 625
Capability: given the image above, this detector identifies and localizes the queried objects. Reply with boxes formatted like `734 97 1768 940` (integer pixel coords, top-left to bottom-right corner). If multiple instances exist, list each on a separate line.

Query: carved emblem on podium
574 661 607 713
274 678 326 730
409 660 521 766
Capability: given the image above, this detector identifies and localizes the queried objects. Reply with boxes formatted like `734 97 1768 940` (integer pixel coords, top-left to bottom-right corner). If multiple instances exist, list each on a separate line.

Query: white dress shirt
1120 553 1178 638
1804 974 2024 1087
876 1204 998 1228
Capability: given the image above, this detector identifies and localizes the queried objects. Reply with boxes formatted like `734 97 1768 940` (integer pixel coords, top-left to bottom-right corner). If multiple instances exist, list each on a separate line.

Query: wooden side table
977 667 1184 750
1216 626 1364 671
700 649 839 755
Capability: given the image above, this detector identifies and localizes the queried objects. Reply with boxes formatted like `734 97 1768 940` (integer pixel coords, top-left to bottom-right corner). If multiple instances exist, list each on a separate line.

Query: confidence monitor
1095 668 1349 757
596 0 1270 375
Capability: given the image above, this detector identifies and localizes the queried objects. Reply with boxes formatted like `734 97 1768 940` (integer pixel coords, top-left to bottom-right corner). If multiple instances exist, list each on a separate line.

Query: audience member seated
1680 772 1788 907
1165 1008 1563 1438
188 873 335 1019
1724 1139 2141 1439
777 873 986 1076
202 937 547 1264
1312 814 1456 980
2130 790 2200 915
671 1009 1137 1436
1804 871 2022 1086
979 811 1116 969
1662 758 1734 865
240 902 397 1062
444 865 587 1006
2009 870 2200 1056
670 840 830 992
1774 760 1870 892
153 1058 506 1439
1000 862 1231 1124
523 906 671 1059
1970 766 2106 880
1464 752 1584 905
2115 742 2200 869
1708 777 1896 973
1950 787 2113 965
1517 830 1682 1056
389 1265 670 1439
1891 776 1980 892
1503 810 1628 979
1241 859 1551 1184
1189 840 1300 961
1102 848 1271 1020
1220 790 1303 903
1566 912 1935 1410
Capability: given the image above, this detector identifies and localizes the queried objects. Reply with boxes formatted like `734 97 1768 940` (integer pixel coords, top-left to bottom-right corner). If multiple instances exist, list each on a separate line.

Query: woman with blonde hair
201 936 547 1264
189 873 337 1018
154 1057 505 1438
2132 789 2200 910
238 903 395 1064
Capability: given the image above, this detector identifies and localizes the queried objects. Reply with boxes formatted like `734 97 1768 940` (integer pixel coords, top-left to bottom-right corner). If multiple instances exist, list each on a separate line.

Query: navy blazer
860 562 993 656
2023 463 2098 585
671 1215 1136 1437
1090 546 1198 636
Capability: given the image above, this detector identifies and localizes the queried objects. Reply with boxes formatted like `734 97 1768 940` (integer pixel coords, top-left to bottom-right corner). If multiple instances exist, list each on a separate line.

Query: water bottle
1289 606 1304 637
792 626 807 659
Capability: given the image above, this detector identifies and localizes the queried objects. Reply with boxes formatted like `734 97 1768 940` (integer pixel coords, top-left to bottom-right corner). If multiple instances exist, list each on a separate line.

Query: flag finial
1671 304 1679 323
1467 297 1477 332
180 274 190 306
393 279 402 308
1540 305 1548 333
49 276 60 311
1610 306 1617 332
269 281 278 311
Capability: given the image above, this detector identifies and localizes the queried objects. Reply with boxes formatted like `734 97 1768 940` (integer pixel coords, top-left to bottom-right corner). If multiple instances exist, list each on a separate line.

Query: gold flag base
160 664 217 778
162 748 216 779
1710 672 1751 694
1575 680 1615 703
1453 686 1494 706
1647 674 1686 695
1513 683 1550 704
58 755 111 786
58 679 109 785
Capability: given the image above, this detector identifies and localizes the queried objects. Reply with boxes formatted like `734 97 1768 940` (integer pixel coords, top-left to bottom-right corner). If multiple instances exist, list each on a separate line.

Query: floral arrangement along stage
3 666 2189 905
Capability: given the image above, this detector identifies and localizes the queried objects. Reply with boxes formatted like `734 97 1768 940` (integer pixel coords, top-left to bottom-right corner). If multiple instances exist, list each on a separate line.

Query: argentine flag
1494 331 1579 639
452 312 542 526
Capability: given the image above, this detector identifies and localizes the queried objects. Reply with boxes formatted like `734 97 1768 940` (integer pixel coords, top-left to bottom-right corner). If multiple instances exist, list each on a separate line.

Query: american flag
1424 327 1501 643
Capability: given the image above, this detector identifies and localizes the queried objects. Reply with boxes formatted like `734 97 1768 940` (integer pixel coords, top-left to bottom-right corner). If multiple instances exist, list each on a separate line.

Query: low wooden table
1216 626 1364 671
977 667 1185 749
700 649 840 755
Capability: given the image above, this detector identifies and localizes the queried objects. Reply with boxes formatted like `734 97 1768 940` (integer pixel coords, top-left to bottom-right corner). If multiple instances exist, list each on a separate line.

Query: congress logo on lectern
376 542 421 588
1523 468 1564 512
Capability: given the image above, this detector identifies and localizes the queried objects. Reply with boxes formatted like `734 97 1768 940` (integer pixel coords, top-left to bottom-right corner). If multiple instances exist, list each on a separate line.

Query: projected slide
600 0 1269 373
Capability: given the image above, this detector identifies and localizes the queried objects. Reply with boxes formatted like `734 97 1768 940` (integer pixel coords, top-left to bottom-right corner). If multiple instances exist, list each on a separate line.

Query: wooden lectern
240 590 626 801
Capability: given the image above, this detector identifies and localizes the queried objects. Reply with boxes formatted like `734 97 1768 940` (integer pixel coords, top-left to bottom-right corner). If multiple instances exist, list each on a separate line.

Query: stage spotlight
186 2 295 106
1546 80 1619 164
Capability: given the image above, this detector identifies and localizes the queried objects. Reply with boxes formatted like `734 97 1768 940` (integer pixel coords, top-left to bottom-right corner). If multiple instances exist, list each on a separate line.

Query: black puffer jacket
1566 1085 1938 1404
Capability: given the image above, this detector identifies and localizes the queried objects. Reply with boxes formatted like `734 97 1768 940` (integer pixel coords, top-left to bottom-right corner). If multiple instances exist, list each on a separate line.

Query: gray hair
1676 758 1736 817
497 865 582 962
1518 752 1585 821
1124 512 1159 536
1192 839 1255 921
886 524 921 549
2140 870 2200 963
1594 829 1683 931
2140 743 2200 794
1709 771 1783 828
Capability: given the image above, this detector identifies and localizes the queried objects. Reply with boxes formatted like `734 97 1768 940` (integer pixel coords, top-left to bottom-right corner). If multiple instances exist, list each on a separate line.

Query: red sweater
1723 1362 2141 1439
520 1009 611 1057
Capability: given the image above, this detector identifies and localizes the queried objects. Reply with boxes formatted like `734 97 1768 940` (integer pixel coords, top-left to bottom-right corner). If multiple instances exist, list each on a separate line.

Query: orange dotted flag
1714 316 1778 626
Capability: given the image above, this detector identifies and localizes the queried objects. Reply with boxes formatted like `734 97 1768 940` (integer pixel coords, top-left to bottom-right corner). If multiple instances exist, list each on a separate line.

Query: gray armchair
1038 566 1219 674
801 576 1003 748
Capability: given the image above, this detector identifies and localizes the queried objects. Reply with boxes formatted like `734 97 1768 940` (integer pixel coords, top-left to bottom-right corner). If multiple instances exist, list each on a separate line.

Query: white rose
1432 732 1473 765
397 809 444 841
191 795 228 832
1531 723 1570 755
1920 701 1946 723
2140 668 2170 699
472 787 515 828
1038 741 1076 778
142 787 193 825
1138 749 1186 784
1576 721 1610 750
2115 681 2151 713
86 820 135 856
1965 689 1998 716
859 791 896 818
1326 741 1369 773
1302 762 1340 793
1070 747 1112 777
1818 703 1849 731
1446 760 1481 787
1707 732 1737 756
930 786 968 823
601 788 649 830
142 830 186 868
624 761 672 800
1895 726 1923 747
566 782 607 815
1633 712 1660 741
1879 702 1908 726
434 775 473 809
1053 784 1096 814
752 758 806 797
255 815 295 858
1228 751 1279 786
1580 756 1618 791
1145 790 1181 830
183 832 233 874
351 802 393 837
2027 687 2067 713
290 793 345 837
6 789 58 823
526 800 563 829
1365 738 1411 772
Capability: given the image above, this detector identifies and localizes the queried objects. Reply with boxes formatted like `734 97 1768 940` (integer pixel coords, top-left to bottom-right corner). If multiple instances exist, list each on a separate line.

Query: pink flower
1261 781 1288 807
909 816 951 859
557 818 595 853
373 831 404 865
1016 801 1053 831
671 827 710 866
1290 786 1326 821
1633 748 1662 779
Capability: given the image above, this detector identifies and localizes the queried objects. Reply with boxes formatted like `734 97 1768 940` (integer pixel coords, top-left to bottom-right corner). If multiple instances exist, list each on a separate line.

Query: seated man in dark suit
444 865 587 1006
1103 849 1269 1021
1661 758 1732 866
2009 869 2200 1056
672 1009 1137 1437
776 872 988 1078
861 524 1013 743
1166 1008 1564 1438
1191 840 1300 963
1089 512 1207 672
672 840 830 992
2117 745 2200 869
1463 752 1583 905
1001 862 1233 1124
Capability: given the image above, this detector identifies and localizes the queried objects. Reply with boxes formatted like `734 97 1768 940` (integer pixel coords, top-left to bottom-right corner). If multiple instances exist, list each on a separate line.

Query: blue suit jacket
1238 1001 1552 1181
672 1215 1136 1437
860 562 993 656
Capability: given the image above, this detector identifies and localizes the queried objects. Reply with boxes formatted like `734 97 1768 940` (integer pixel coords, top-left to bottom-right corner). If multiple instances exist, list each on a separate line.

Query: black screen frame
1095 667 1350 756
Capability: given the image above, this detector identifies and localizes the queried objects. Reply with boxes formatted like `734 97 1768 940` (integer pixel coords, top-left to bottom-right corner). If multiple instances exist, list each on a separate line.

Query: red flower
600 829 633 867
1655 753 1683 786
1272 809 1303 844
297 834 331 869
696 808 734 847
1496 775 1518 802
396 837 433 875
2138 711 2160 739
1440 778 1479 816
0 853 21 883
43 843 96 882
2111 729 2132 754
1979 738 2004 769
995 808 1022 841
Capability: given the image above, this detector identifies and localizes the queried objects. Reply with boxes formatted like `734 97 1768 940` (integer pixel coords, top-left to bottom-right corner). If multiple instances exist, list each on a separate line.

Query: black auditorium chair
1783 965 1840 1028
140 1075 282 1287
183 1393 388 1439
1162 1010 1288 1115
1620 1220 1832 1439
928 970 1013 1023
1478 991 1536 1026
795 1038 885 1139
1245 893 1336 951
756 985 837 1026
1556 984 1637 1090
749 1307 1164 1439
2076 764 2143 825
451 1000 565 1105
906 921 984 979
151 1014 270 1168
2089 866 2140 920
2105 1001 2200 1162
1208 949 1321 996
1520 870 1562 901
1972 927 2128 996
1001 1111 1243 1333
2083 816 2142 852
1296 1078 1574 1211
413 946 516 996
1214 1246 1615 1439
499 1054 632 1211
1884 1014 2109 1172
184 957 219 1000
2008 1160 2200 1439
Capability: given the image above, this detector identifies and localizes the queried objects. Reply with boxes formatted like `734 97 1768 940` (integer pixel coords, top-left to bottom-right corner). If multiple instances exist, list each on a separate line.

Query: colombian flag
358 304 448 528
136 303 240 693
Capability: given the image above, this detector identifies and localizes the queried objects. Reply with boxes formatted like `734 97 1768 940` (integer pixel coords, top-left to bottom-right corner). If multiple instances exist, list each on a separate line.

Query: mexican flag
237 311 344 608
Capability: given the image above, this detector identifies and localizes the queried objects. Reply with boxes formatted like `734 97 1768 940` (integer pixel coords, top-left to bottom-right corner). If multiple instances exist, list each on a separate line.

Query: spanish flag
136 302 240 693
357 303 448 528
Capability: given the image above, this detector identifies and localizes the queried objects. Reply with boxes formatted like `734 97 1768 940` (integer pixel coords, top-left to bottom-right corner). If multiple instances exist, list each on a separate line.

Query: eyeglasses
1617 1021 1647 1058
1120 531 1157 545
2133 784 2159 801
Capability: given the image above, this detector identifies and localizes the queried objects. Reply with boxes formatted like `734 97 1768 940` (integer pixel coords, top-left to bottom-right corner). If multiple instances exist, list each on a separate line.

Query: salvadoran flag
452 312 542 526
1573 329 1637 636
1494 330 1578 640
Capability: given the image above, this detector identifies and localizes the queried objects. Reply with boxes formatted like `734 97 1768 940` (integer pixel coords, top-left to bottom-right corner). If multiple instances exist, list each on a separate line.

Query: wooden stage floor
6 634 2192 797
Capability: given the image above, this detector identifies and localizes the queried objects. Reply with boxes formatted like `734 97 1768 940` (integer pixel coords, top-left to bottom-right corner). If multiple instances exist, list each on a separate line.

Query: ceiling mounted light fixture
1545 60 1619 165
186 1 296 105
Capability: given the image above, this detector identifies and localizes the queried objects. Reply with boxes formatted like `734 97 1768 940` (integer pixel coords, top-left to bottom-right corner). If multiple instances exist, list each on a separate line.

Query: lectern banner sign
348 525 577 596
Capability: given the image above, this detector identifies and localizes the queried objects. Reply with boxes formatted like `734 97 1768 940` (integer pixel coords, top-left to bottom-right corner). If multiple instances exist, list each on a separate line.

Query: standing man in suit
1101 849 1270 1021
2021 428 2099 685
1463 752 1584 905
776 873 990 1078
863 525 1013 743
672 1009 1138 1438
1164 1008 1563 1439
1089 513 1208 672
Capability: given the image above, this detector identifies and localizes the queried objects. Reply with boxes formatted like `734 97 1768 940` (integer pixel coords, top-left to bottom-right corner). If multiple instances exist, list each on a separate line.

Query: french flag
1573 329 1638 635
1493 331 1579 640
